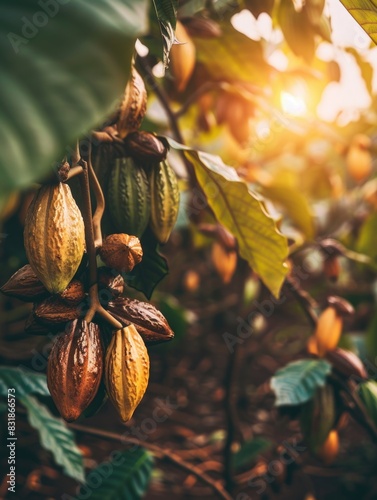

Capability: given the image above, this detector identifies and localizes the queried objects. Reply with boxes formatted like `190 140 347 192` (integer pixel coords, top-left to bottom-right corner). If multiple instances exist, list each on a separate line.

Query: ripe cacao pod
346 134 372 182
24 183 85 294
314 307 342 357
108 157 151 238
1 264 48 302
24 313 52 335
326 348 367 380
34 296 82 325
149 160 179 244
324 256 340 282
300 385 336 453
117 67 147 139
105 324 150 422
47 320 103 421
124 131 168 165
316 429 339 464
170 21 196 93
107 297 174 344
97 267 125 299
99 233 142 273
59 280 86 305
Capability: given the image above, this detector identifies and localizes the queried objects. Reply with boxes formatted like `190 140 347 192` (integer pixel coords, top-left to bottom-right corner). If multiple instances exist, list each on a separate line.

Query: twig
175 81 218 118
68 422 233 500
283 276 318 327
87 142 105 248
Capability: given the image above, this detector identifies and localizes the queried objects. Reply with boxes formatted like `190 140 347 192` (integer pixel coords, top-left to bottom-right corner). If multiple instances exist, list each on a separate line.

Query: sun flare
280 91 307 117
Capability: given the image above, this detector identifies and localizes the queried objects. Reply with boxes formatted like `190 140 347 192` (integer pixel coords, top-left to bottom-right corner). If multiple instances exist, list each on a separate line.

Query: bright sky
231 0 377 124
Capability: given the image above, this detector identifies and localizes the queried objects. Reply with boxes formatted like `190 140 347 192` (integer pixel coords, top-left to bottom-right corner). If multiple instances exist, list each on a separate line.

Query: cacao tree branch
66 165 83 180
283 276 318 327
87 142 105 248
68 422 233 500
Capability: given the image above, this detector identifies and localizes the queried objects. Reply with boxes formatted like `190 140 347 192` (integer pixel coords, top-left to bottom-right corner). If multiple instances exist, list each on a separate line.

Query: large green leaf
168 139 288 297
358 380 377 425
0 366 49 397
0 1 149 197
21 395 84 483
87 448 154 500
339 1 377 45
127 229 169 299
271 359 332 406
233 437 272 470
356 212 377 261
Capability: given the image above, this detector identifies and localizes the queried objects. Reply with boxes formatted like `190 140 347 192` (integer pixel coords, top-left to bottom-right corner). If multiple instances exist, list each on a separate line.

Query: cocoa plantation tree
1 0 377 499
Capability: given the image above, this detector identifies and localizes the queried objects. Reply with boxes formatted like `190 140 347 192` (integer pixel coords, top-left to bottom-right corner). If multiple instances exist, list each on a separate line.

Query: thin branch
175 81 218 118
66 165 83 180
283 276 318 327
87 142 105 248
68 422 233 500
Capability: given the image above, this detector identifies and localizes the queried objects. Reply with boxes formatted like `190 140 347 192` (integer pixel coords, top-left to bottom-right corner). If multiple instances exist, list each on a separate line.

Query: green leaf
192 23 268 84
127 229 169 299
21 395 84 483
356 212 377 261
260 182 315 240
168 139 288 297
271 359 332 406
358 380 377 425
87 448 154 500
233 438 272 470
278 0 315 62
339 1 377 45
151 0 178 66
347 48 374 95
0 0 149 197
0 366 49 397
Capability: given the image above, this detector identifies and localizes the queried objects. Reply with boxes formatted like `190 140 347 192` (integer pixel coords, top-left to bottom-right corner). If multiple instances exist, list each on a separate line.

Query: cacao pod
323 256 340 282
98 267 125 299
107 297 174 344
99 234 142 273
182 16 222 38
326 296 354 317
24 183 85 293
300 385 336 453
183 270 200 292
124 131 167 165
105 324 150 422
24 313 52 335
1 264 48 302
108 157 151 238
34 296 82 325
316 429 339 464
211 241 237 284
326 348 367 380
170 21 196 93
83 379 108 418
59 280 86 305
117 67 147 139
314 307 342 357
149 160 179 244
47 319 103 421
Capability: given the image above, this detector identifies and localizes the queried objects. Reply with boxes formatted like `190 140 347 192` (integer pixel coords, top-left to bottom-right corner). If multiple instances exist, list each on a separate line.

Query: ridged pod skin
47 320 103 422
0 264 48 302
105 324 150 422
107 297 174 344
149 160 179 244
24 183 85 293
34 296 81 325
117 67 147 139
99 233 143 273
108 158 151 238
300 385 336 453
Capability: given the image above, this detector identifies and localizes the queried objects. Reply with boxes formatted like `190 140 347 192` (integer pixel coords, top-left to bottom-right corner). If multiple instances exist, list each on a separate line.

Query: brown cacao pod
24 313 52 335
24 183 85 294
300 385 336 453
182 16 222 38
104 324 150 422
34 296 82 325
149 160 180 244
326 347 367 380
323 256 340 282
124 131 168 165
47 319 103 421
107 297 174 344
117 67 147 139
59 280 86 305
314 307 342 357
0 264 48 302
98 267 125 298
326 296 354 318
99 234 142 273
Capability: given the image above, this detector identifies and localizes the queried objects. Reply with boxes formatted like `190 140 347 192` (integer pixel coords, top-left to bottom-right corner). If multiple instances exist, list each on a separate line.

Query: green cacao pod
149 160 180 244
47 319 103 422
105 324 150 422
24 183 85 293
300 385 336 452
108 157 150 238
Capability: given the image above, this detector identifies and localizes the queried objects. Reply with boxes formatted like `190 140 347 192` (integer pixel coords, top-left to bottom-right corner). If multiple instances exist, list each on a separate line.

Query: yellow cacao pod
314 307 342 357
24 183 85 293
149 160 180 244
316 429 339 464
346 134 372 182
105 324 150 422
170 21 196 93
211 241 237 284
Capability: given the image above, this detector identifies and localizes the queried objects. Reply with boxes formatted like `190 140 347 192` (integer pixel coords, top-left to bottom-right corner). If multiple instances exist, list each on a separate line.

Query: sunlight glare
280 92 307 117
